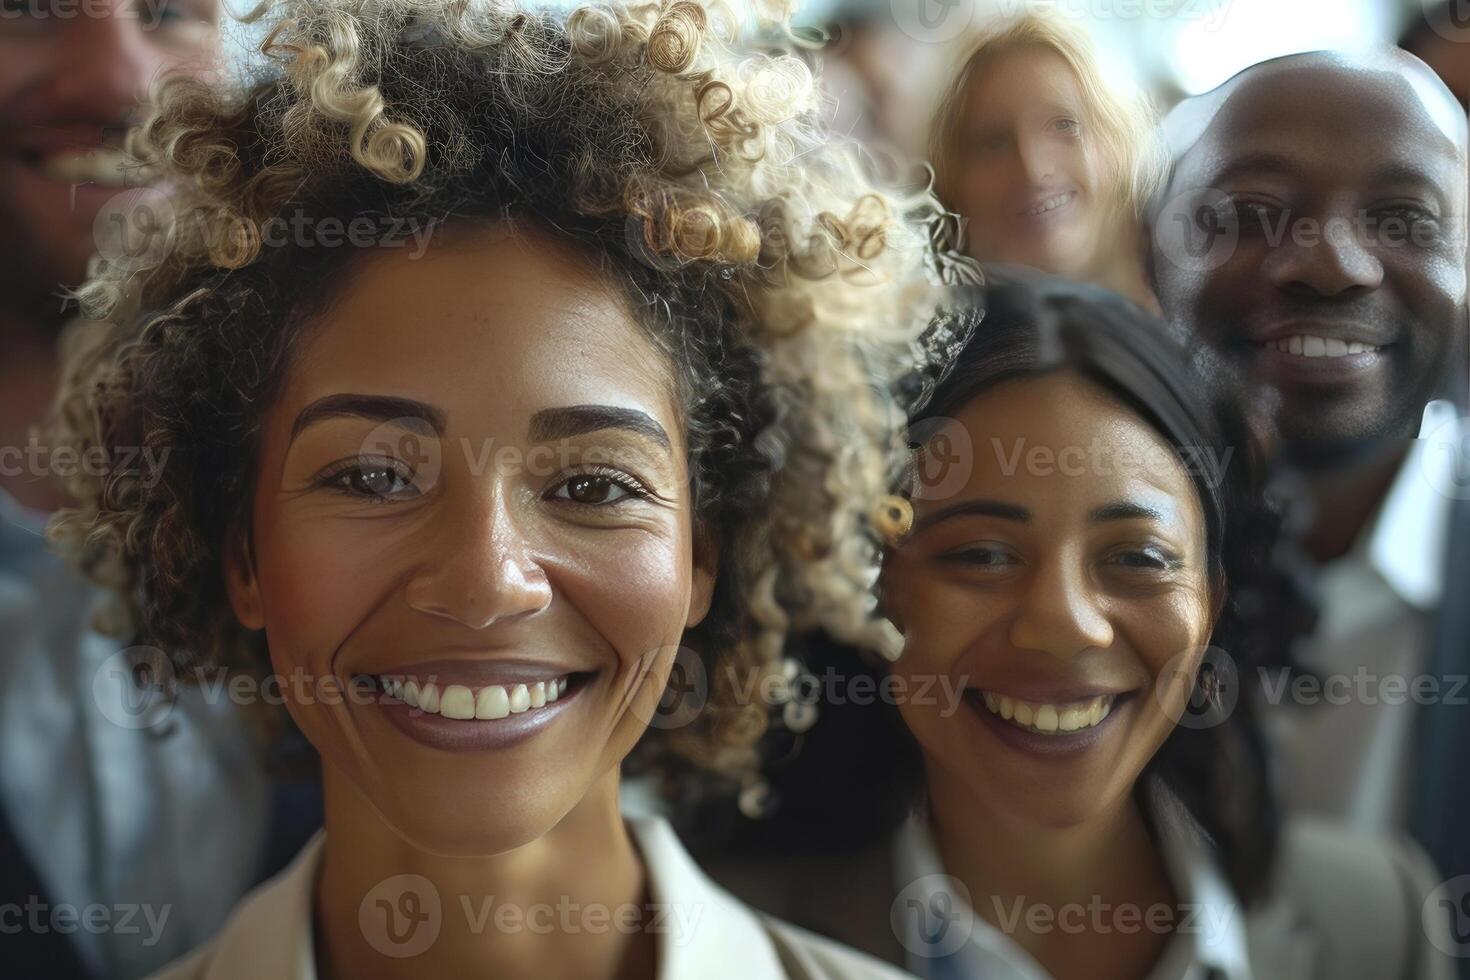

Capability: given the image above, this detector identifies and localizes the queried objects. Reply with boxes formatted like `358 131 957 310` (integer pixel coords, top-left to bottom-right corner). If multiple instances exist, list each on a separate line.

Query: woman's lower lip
965 689 1130 759
372 677 585 752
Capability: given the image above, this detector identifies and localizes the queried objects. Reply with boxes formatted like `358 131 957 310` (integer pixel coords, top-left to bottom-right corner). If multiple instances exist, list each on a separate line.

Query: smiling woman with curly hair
44 0 976 976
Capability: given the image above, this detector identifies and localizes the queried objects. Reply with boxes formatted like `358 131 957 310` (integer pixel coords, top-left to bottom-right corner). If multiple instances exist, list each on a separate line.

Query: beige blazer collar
188 816 794 980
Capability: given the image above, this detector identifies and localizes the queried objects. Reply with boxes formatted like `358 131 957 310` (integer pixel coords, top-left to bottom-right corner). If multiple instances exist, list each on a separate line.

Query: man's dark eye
1372 207 1442 246
1233 201 1285 234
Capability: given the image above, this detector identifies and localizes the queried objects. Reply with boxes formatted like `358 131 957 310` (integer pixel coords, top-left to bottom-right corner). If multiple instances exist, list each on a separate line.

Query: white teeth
980 692 1115 736
1261 335 1379 358
380 673 573 721
475 685 510 720
37 148 145 188
440 684 476 720
1026 192 1071 216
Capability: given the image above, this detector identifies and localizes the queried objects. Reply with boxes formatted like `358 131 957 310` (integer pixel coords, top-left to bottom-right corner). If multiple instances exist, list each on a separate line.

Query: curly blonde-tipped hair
48 0 977 805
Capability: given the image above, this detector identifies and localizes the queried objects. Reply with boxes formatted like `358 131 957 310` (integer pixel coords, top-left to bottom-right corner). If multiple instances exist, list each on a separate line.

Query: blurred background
219 0 1464 161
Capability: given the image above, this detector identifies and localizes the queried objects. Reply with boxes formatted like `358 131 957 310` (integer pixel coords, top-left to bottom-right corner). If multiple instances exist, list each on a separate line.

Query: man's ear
686 522 719 629
223 525 265 630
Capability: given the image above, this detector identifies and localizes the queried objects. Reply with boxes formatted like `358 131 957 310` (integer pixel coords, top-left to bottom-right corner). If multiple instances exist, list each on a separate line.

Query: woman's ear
686 522 719 629
223 525 265 630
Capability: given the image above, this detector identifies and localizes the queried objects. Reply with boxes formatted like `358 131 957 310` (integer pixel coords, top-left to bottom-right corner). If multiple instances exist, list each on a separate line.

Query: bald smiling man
1151 49 1466 460
1148 49 1470 932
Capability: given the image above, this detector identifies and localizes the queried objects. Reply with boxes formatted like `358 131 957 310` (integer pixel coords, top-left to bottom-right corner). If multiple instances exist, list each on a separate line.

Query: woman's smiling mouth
379 674 575 719
965 687 1139 758
361 666 598 752
979 690 1114 734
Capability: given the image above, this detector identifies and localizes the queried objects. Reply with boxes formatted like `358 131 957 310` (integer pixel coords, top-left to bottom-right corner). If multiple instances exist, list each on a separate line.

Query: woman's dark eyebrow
913 499 1031 533
1089 501 1166 524
290 394 445 443
528 404 671 452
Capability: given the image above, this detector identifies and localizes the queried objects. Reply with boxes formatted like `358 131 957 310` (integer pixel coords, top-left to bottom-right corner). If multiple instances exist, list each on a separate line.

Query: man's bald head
1149 49 1468 466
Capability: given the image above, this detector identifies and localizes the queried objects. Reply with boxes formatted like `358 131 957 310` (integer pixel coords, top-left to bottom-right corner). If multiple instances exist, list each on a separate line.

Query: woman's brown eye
355 468 398 495
565 475 614 504
337 464 416 499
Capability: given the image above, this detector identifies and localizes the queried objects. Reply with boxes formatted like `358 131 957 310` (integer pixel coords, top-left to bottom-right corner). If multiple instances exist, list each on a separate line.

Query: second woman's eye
547 468 652 507
940 544 1020 568
1105 546 1180 571
319 457 421 503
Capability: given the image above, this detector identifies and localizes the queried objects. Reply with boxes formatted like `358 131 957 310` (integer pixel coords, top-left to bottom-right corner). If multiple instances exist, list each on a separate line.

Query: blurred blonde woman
929 13 1164 307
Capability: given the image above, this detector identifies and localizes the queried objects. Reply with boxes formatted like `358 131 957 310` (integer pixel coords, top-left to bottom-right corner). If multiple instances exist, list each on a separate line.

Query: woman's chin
372 798 573 858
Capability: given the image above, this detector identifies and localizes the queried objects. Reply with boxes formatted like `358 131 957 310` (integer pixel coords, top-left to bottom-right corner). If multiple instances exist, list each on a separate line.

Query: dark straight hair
700 267 1294 906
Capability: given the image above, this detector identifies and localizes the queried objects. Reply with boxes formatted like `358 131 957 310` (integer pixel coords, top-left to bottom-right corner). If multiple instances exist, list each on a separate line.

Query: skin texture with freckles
225 225 715 980
882 372 1215 980
1151 55 1468 459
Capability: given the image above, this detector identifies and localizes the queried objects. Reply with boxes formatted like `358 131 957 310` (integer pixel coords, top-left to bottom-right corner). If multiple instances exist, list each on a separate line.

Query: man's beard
1277 401 1425 474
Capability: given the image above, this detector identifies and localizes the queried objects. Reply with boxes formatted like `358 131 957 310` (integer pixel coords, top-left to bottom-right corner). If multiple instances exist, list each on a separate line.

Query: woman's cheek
1128 588 1214 677
892 572 994 681
553 528 693 667
1120 589 1215 732
254 517 403 678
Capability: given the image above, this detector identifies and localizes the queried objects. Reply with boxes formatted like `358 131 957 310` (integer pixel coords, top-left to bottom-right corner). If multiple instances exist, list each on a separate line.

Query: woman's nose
404 490 553 631
1008 556 1114 660
1016 132 1059 187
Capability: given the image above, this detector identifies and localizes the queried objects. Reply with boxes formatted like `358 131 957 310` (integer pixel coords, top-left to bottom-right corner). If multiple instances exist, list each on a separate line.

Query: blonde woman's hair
929 11 1165 237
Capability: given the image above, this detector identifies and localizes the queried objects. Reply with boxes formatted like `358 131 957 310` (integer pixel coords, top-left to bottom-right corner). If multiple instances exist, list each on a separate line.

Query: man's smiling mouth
1255 335 1382 358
